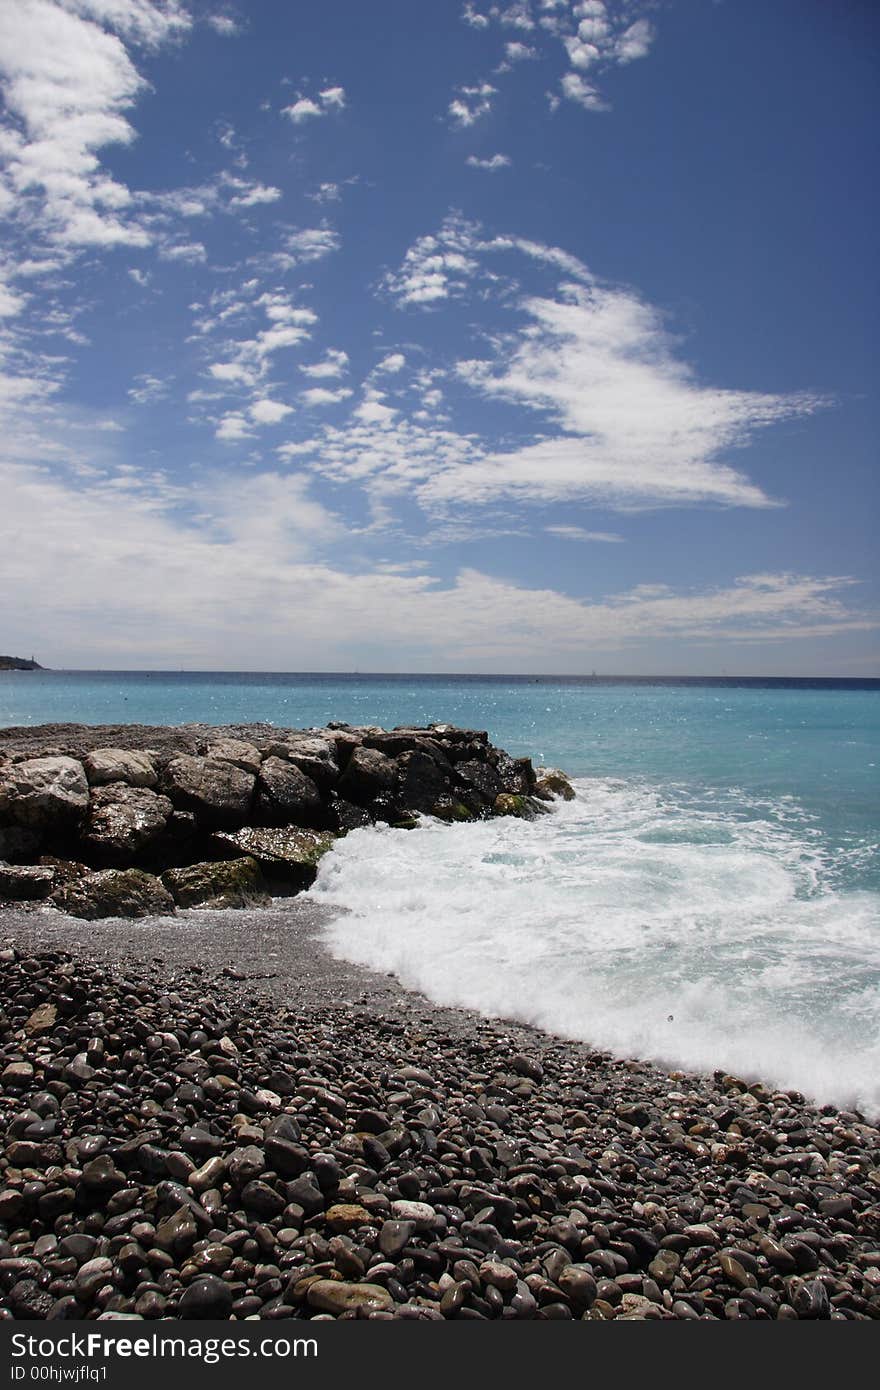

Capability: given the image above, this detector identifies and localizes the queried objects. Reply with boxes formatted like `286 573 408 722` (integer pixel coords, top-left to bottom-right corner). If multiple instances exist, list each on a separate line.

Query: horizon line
6 668 879 681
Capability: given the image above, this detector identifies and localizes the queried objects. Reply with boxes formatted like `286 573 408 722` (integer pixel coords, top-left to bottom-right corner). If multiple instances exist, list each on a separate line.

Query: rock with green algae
492 792 549 820
53 867 174 919
534 767 576 801
208 825 335 888
161 856 268 909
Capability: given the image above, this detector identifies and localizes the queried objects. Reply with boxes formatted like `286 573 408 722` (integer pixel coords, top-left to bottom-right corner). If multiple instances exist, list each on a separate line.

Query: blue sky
0 0 876 673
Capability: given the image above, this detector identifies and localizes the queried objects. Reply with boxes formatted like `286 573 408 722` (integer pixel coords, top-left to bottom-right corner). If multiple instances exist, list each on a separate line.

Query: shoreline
1 903 879 1321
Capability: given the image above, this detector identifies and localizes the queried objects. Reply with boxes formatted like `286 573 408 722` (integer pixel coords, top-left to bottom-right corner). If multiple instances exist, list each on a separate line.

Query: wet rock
336 746 398 806
306 1280 394 1315
178 1276 234 1320
80 784 172 862
163 756 255 829
455 760 503 805
534 768 576 801
209 826 335 889
397 750 451 814
0 863 55 900
161 857 268 909
255 758 323 827
53 868 174 919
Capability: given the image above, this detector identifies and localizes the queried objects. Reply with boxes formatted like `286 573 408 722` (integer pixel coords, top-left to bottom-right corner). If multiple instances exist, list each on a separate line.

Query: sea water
2 671 878 1112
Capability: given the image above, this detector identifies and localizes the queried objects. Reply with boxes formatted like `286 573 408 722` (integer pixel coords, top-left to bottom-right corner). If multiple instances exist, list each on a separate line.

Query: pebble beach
0 901 878 1322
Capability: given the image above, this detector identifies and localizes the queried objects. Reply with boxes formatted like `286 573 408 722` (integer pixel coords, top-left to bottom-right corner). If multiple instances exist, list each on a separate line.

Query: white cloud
250 397 293 425
1 453 870 667
128 372 167 404
449 82 497 128
0 0 189 252
354 397 397 428
215 411 252 441
462 3 490 28
560 71 607 110
616 18 654 64
301 385 353 407
319 85 346 110
284 98 323 124
503 40 537 62
375 352 406 374
300 349 349 379
308 181 340 203
206 12 241 37
158 239 207 263
283 85 346 123
280 226 341 265
381 216 482 307
460 0 658 117
0 282 27 317
429 279 824 511
466 152 512 170
228 180 282 208
546 525 624 542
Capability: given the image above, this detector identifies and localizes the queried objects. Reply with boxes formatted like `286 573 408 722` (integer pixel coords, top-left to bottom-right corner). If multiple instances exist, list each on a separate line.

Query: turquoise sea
2 671 879 1113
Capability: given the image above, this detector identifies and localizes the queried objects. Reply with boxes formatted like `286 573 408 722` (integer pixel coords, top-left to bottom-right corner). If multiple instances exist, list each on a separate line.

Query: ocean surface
2 670 879 1114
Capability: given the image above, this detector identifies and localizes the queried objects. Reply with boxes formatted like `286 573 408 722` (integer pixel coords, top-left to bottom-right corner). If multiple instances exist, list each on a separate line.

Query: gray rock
204 738 262 774
336 745 398 806
82 748 158 787
2 756 89 829
0 862 55 899
267 736 340 788
80 784 172 861
209 825 335 888
53 868 175 919
163 755 254 828
255 757 323 826
379 1220 416 1257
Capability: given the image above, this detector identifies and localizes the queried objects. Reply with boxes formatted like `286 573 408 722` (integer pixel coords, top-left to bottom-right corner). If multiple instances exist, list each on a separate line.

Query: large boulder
397 749 451 813
336 746 398 806
209 826 335 889
455 759 503 806
161 857 268 909
0 863 55 900
82 748 158 788
495 751 536 795
163 756 254 828
204 738 262 775
0 825 43 861
255 757 323 826
1 756 89 830
265 737 339 789
53 868 174 919
80 784 173 863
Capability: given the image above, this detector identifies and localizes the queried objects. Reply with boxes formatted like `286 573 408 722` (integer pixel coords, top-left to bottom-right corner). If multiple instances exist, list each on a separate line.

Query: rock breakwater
0 947 877 1321
0 723 572 919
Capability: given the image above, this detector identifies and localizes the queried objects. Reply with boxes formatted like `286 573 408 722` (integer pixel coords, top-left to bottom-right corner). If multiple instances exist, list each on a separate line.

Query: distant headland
0 655 42 671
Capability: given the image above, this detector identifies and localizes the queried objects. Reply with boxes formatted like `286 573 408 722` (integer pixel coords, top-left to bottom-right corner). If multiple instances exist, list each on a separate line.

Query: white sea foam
308 777 880 1116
